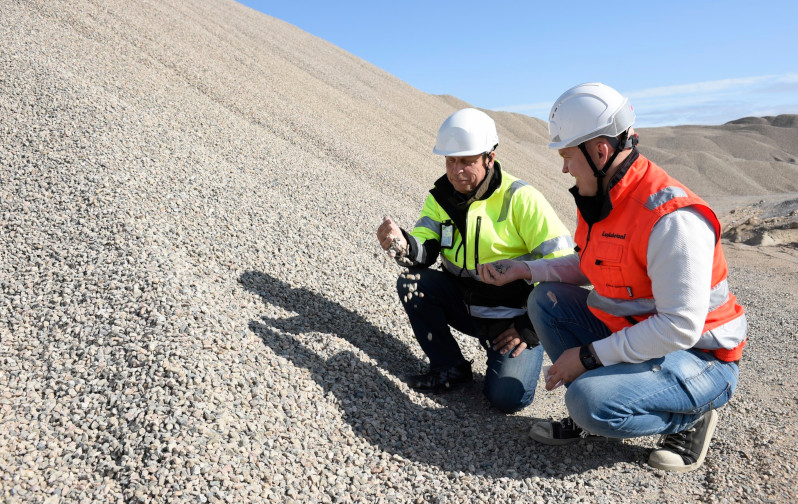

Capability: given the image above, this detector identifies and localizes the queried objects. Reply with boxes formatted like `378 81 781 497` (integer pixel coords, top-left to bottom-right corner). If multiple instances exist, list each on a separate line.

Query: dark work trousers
397 267 543 413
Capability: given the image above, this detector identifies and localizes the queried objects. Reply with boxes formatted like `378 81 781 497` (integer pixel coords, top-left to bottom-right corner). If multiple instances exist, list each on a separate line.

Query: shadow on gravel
239 270 426 377
240 270 650 478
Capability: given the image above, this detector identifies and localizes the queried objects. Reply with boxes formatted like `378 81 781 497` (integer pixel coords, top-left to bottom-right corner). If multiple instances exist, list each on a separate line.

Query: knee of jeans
484 377 534 414
564 380 614 436
526 282 563 320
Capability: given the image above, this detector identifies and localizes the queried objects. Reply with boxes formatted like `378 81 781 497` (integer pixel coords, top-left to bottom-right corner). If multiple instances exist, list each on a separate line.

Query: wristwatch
579 344 602 370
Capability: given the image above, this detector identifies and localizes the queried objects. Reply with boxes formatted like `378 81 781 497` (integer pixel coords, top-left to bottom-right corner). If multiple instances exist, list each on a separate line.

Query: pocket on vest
598 265 633 298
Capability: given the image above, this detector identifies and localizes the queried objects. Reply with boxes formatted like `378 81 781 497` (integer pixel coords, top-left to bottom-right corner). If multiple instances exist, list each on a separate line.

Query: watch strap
579 344 601 370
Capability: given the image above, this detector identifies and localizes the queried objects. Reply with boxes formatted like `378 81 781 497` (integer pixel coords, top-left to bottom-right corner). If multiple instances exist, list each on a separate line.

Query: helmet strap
579 129 632 181
573 129 632 224
578 142 605 180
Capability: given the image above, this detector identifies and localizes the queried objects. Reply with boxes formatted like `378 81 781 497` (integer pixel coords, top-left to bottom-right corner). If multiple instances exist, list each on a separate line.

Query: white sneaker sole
648 410 719 473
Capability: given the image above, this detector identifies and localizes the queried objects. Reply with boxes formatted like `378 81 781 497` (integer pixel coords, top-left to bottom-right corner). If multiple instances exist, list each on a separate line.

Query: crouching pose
479 83 746 471
377 108 574 413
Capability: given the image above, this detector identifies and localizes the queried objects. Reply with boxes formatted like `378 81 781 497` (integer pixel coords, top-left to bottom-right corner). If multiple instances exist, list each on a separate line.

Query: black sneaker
407 361 473 393
529 417 621 446
648 410 718 473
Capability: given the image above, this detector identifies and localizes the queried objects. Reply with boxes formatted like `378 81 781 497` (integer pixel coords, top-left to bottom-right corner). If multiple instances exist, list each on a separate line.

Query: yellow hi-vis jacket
403 161 574 319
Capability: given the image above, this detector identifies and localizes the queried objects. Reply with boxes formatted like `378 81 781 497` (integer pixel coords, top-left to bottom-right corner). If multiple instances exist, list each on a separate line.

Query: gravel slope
1 1 796 502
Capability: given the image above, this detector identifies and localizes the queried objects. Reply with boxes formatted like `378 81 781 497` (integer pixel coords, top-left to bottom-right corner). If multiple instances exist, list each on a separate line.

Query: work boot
407 361 473 393
648 410 719 473
529 417 621 445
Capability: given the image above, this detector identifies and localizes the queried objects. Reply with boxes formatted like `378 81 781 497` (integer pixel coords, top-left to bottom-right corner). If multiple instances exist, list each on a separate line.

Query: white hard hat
433 108 499 156
547 83 635 150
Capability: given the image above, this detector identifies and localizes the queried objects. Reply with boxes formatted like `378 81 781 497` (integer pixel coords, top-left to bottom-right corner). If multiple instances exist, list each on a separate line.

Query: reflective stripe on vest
498 180 528 222
645 186 688 211
405 233 426 264
469 305 527 319
525 235 576 259
441 256 531 319
414 216 441 235
441 255 478 279
587 279 731 318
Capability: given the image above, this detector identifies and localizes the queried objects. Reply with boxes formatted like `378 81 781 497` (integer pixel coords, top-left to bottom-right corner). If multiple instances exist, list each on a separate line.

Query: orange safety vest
575 155 746 362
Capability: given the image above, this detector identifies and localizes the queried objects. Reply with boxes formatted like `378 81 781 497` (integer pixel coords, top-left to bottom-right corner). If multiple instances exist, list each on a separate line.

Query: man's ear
594 139 611 163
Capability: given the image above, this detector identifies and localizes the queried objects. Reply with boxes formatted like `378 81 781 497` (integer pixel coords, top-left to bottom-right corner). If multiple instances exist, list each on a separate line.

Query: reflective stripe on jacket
410 161 574 318
575 155 746 361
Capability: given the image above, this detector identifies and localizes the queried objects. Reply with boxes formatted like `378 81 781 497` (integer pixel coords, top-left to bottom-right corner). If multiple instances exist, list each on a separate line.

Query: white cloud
494 73 798 127
629 73 798 127
625 75 780 99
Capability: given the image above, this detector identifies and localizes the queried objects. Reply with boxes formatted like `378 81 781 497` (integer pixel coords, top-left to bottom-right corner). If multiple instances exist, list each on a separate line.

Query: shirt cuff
591 336 622 367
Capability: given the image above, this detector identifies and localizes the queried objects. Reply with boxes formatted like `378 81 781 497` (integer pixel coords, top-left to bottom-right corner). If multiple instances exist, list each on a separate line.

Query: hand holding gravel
376 216 408 258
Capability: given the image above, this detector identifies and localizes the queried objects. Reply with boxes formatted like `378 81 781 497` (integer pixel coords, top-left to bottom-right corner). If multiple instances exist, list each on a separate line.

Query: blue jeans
398 268 544 414
527 282 739 437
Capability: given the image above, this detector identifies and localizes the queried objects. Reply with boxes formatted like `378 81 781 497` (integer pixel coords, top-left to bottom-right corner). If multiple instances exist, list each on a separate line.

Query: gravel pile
1 1 796 502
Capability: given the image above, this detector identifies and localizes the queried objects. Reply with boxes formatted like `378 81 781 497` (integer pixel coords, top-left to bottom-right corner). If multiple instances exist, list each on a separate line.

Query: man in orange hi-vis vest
478 83 746 473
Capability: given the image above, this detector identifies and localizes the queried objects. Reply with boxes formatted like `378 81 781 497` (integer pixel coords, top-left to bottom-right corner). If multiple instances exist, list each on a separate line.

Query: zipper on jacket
458 210 469 277
580 223 594 264
474 216 482 267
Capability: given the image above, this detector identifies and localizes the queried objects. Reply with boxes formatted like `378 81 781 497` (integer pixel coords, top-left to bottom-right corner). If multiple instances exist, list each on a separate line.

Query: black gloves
513 314 540 348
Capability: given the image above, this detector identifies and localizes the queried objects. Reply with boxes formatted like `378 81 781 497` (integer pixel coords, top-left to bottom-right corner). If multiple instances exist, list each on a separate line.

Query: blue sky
238 1 798 127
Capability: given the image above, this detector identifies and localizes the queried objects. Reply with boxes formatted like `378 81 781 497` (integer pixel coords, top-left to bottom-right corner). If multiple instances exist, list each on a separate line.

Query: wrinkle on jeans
667 353 725 415
566 355 732 437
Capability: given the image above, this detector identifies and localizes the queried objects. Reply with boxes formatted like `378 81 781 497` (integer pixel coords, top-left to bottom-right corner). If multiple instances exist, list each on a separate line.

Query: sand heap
1 1 797 503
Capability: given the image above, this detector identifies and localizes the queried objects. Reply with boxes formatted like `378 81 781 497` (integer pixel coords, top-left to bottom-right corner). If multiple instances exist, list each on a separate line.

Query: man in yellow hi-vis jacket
377 108 574 413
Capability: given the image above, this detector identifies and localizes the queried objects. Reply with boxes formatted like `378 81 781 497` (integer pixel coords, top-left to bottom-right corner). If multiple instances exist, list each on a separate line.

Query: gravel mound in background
2 1 797 502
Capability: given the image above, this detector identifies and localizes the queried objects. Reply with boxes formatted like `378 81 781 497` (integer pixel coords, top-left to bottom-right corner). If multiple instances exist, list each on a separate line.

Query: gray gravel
1 1 797 503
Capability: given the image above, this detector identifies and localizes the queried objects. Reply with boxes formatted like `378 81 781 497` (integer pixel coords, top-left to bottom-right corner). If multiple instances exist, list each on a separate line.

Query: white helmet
433 108 499 156
547 83 635 150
